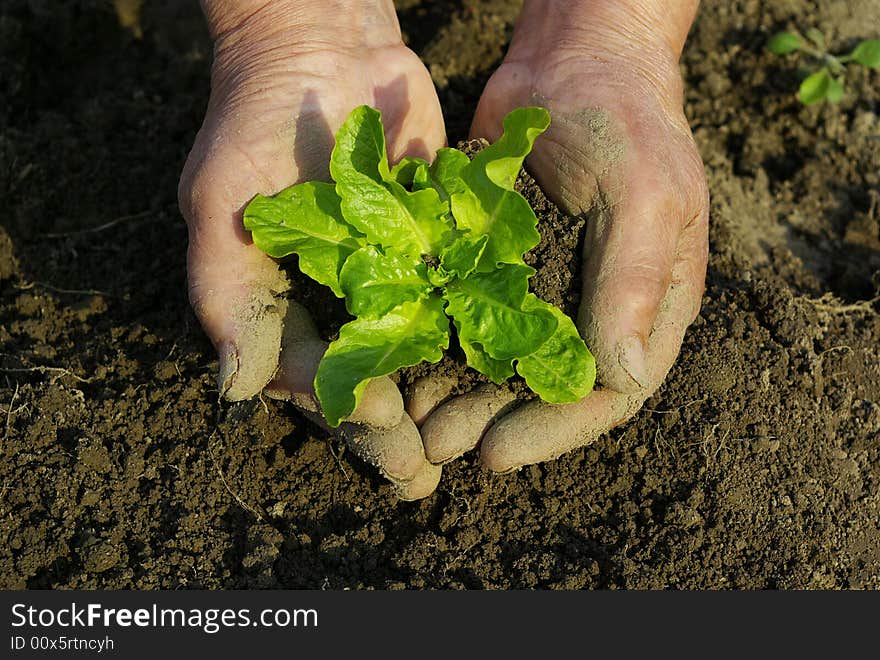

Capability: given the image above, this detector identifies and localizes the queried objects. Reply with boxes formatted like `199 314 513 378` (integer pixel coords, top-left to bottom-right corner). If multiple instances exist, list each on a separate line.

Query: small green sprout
768 29 880 105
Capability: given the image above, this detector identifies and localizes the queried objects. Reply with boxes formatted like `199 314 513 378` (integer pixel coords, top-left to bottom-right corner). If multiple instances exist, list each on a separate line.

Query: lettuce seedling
768 29 880 104
244 105 595 426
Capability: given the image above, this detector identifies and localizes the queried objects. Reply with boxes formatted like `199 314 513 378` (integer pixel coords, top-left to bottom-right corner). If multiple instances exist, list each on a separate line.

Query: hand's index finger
480 390 645 472
420 385 517 464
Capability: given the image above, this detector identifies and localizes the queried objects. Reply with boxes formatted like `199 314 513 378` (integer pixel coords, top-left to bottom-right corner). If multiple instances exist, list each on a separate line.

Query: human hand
415 0 709 471
178 1 446 498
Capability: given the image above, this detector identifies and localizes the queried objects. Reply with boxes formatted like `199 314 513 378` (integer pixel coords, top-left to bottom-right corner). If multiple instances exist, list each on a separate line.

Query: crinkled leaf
478 107 551 189
450 107 550 269
459 336 514 383
799 69 832 104
439 234 488 279
412 162 431 191
427 267 452 288
330 105 452 255
516 299 595 403
385 180 454 253
315 296 449 427
243 181 363 297
850 39 880 68
767 31 803 55
428 147 470 200
339 245 433 318
444 263 557 360
389 156 429 186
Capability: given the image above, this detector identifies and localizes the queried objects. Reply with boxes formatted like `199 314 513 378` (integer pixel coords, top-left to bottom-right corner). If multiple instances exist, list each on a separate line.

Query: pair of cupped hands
178 3 709 500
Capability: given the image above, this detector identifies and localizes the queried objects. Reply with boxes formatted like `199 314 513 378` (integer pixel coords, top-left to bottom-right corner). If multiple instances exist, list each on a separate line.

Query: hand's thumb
578 186 678 394
179 149 289 401
188 228 289 400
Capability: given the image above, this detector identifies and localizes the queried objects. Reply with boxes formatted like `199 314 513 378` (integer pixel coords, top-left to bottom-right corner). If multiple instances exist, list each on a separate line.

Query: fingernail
217 341 238 397
617 334 650 388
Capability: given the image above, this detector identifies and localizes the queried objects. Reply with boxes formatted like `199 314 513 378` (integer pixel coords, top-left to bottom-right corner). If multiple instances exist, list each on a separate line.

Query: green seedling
244 105 596 426
768 29 880 104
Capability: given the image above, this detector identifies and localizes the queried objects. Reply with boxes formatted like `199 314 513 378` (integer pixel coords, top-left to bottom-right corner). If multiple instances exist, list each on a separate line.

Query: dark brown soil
1 0 878 589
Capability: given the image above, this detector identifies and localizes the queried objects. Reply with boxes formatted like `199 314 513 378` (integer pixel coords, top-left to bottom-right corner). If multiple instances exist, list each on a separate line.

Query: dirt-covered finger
577 188 678 395
340 413 429 483
479 390 644 472
187 235 290 402
638 247 705 390
421 385 518 464
391 461 442 501
269 309 433 491
405 374 458 427
179 134 295 402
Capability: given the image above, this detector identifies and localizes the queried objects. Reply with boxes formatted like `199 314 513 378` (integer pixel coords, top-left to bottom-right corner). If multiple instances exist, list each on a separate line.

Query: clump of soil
0 0 877 590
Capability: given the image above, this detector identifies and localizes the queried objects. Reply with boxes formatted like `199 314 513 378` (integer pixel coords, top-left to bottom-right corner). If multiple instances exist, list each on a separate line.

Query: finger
405 374 458 427
421 385 518 464
281 398 436 493
340 414 431 484
393 461 442 501
195 247 288 402
266 348 408 430
577 178 681 394
272 350 435 488
180 158 290 402
480 390 642 472
481 245 705 472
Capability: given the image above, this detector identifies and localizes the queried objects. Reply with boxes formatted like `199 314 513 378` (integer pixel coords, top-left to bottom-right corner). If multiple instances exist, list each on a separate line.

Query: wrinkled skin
178 5 446 499
416 45 709 471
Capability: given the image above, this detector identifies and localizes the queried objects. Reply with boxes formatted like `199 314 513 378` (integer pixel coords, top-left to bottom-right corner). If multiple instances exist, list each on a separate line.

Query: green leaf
444 263 557 360
826 76 844 103
428 147 470 201
330 105 390 182
243 182 363 297
412 162 431 191
389 157 430 186
805 28 825 50
850 39 880 68
315 296 449 427
330 105 453 255
427 267 452 288
339 246 433 318
798 68 832 104
439 234 488 279
450 107 550 269
459 337 514 383
768 31 803 55
515 299 595 403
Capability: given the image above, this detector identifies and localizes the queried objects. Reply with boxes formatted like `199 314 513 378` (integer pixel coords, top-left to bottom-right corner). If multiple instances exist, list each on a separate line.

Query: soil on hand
1 0 878 589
